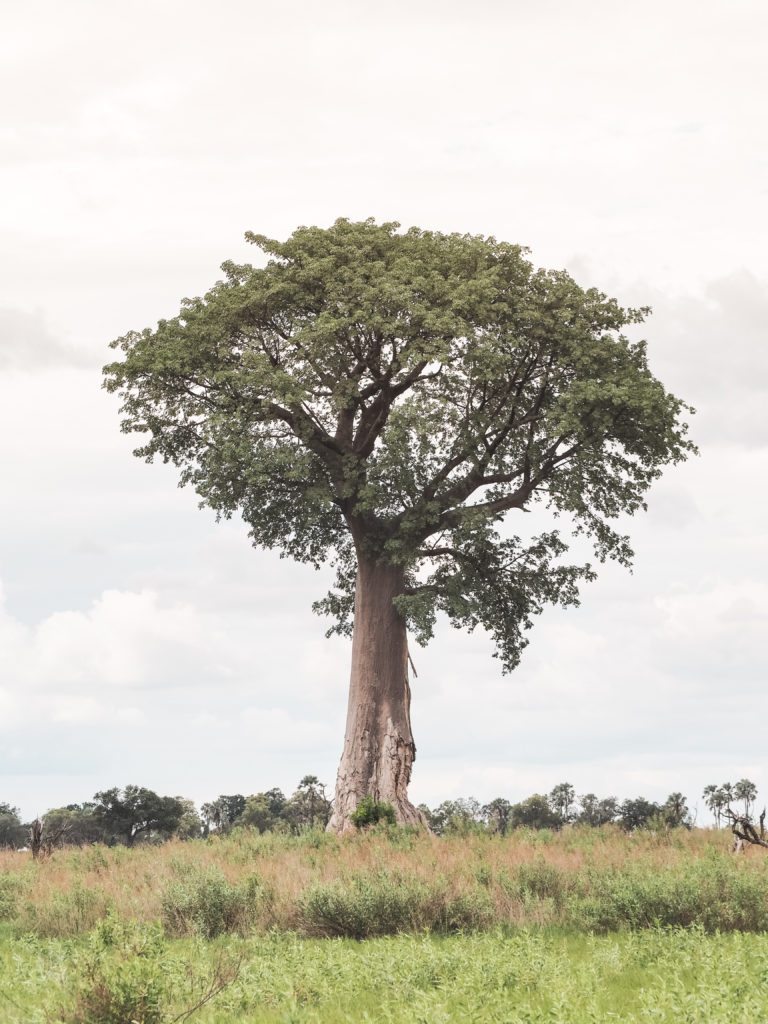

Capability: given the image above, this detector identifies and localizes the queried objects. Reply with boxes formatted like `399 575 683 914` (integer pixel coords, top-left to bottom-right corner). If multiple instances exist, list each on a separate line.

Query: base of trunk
327 716 428 833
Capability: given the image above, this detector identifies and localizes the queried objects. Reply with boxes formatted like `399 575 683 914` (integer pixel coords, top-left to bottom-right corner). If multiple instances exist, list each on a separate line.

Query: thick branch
352 360 431 456
725 809 768 850
430 441 579 534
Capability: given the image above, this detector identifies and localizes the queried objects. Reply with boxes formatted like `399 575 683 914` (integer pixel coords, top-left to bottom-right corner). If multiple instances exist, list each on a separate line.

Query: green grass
2 927 768 1023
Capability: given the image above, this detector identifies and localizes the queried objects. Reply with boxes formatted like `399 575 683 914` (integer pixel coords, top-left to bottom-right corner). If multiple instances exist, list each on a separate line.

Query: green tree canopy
93 786 185 847
510 794 562 830
104 218 692 673
0 803 25 849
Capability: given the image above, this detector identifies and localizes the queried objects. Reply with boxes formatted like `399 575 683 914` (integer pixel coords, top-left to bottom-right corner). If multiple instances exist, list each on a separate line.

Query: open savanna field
2 827 768 1022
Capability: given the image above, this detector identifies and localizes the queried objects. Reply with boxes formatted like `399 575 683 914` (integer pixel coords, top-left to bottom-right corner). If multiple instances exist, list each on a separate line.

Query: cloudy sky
1 0 766 821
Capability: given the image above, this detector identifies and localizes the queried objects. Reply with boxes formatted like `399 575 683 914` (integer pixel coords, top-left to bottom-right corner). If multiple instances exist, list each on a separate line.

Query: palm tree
703 784 733 828
703 784 719 827
719 782 735 816
483 798 512 835
200 800 223 833
734 779 758 818
663 792 689 828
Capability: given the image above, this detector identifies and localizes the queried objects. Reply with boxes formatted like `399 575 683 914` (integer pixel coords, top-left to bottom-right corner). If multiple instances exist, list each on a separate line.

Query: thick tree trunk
327 556 427 833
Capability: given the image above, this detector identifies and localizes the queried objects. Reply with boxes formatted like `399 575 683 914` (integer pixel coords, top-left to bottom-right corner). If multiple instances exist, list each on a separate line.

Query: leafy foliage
0 779 715 854
104 218 694 671
350 796 397 829
55 915 240 1024
299 872 493 937
0 802 25 848
3 928 767 1024
161 869 265 938
61 917 168 1024
510 794 563 830
93 786 186 846
704 779 759 826
577 793 619 826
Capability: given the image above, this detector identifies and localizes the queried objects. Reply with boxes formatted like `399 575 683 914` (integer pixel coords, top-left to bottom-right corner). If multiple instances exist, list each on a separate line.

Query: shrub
299 874 418 938
161 868 265 937
568 860 768 933
61 917 168 1024
299 872 493 938
350 797 396 829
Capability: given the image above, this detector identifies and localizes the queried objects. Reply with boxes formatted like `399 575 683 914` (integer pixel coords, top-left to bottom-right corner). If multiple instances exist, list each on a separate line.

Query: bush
299 872 493 938
61 917 168 1024
350 797 396 829
299 874 418 938
161 868 265 937
569 860 768 933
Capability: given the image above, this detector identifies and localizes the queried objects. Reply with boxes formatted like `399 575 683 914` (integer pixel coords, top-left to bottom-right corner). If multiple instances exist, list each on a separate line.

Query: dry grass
0 826 756 938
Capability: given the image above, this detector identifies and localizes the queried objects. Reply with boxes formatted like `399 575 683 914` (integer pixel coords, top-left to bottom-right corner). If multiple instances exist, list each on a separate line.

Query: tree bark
327 555 427 833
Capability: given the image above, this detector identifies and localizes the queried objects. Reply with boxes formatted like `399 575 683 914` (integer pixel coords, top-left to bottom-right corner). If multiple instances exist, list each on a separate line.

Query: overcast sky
1 0 766 822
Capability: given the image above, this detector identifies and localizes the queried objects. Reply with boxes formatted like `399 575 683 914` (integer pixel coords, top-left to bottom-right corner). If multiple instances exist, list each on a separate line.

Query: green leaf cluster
104 218 693 670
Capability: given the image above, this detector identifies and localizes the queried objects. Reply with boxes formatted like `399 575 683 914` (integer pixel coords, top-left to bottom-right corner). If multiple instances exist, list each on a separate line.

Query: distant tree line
0 778 758 851
0 776 331 853
418 785 694 835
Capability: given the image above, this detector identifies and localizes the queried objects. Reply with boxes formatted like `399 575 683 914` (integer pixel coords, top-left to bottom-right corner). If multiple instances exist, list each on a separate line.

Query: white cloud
0 308 89 370
0 0 766 819
641 271 768 449
0 585 223 693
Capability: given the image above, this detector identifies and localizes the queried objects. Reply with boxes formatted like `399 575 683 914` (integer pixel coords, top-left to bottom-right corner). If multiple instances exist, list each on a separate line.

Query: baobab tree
104 219 693 832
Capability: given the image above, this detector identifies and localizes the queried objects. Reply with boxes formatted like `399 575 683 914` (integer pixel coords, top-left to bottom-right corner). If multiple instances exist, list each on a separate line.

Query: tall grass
0 827 763 939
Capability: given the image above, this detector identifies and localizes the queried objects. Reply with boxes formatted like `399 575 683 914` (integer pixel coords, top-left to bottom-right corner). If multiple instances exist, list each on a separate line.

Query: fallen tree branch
724 808 768 852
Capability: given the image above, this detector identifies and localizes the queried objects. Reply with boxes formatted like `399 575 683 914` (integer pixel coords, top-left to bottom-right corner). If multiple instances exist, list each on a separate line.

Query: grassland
2 827 768 1022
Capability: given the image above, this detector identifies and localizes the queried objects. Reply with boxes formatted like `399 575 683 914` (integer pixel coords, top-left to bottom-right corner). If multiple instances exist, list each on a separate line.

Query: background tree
0 803 25 848
427 798 485 836
704 783 735 828
662 792 691 829
104 219 693 831
733 779 758 819
283 776 331 832
549 783 576 822
576 794 618 827
201 794 246 835
240 789 287 833
174 798 204 840
416 803 439 832
28 816 73 860
483 797 513 835
719 782 735 814
38 804 105 846
702 784 718 825
509 794 563 830
618 797 660 831
93 786 184 847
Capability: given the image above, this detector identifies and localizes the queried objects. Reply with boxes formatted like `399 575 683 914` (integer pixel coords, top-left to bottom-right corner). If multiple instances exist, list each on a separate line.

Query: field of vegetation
2 826 768 1021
